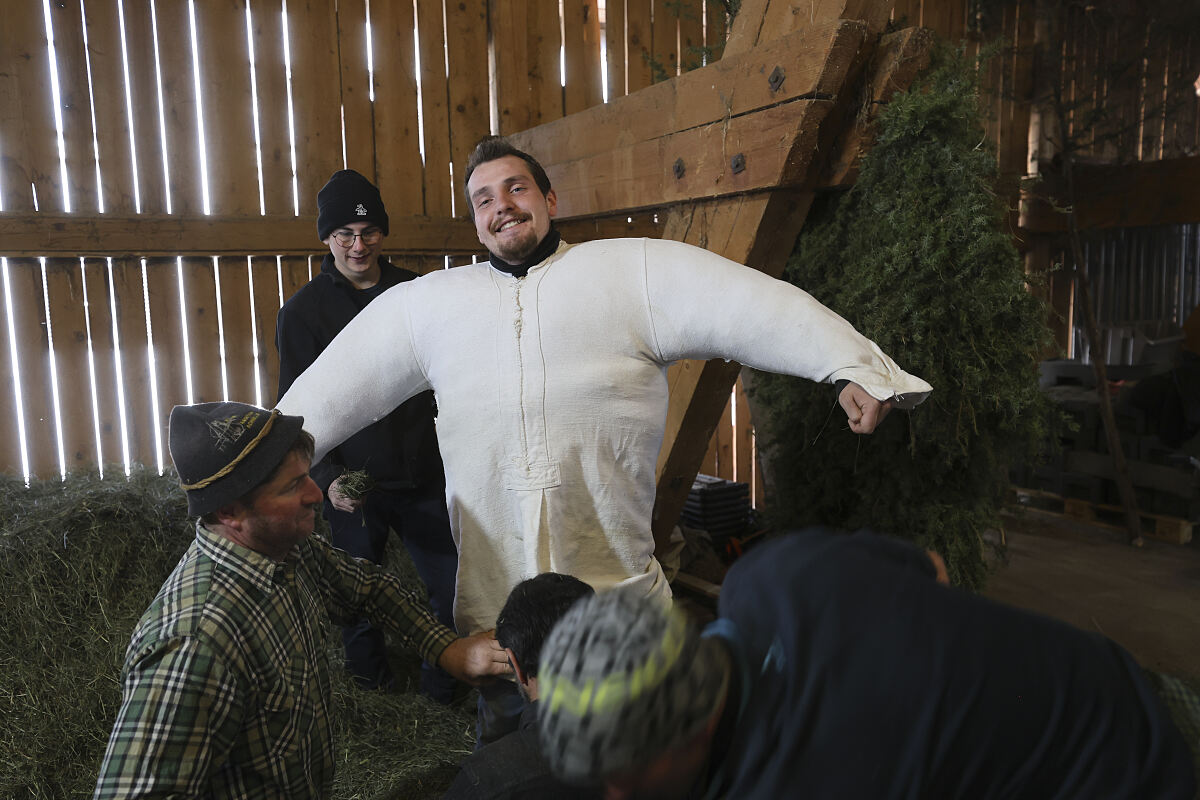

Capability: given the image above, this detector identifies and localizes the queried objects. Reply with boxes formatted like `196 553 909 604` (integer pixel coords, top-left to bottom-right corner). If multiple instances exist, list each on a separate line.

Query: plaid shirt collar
194 521 299 595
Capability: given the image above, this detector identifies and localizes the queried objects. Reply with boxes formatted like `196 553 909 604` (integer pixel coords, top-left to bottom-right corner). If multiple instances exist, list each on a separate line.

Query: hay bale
0 467 473 798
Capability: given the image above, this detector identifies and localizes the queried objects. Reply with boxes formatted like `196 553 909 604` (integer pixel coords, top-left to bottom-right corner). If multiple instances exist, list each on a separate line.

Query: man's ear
212 501 250 531
545 188 557 219
504 647 530 688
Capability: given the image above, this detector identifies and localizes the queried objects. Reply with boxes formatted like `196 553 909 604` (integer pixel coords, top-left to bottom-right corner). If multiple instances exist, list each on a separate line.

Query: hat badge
355 203 367 216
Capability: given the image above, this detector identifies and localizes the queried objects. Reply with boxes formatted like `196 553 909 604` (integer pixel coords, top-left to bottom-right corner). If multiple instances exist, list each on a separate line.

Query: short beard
492 230 540 265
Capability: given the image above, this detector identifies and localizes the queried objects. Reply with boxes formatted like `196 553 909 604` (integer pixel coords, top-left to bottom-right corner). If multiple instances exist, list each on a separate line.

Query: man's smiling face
467 155 558 265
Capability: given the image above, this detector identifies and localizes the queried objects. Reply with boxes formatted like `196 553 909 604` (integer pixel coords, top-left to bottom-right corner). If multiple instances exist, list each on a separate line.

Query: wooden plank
555 209 666 242
626 0 653 92
152 0 202 215
0 260 20 475
0 213 479 257
279 255 311 304
81 257 124 471
6 259 59 478
108 257 155 469
371 0 424 216
678 0 704 72
1063 497 1193 546
733 377 753 484
729 0 892 56
43 259 93 473
215 257 257 405
673 571 722 600
248 0 296 216
119 0 166 215
651 0 679 82
81 0 137 214
47 0 101 215
337 0 375 178
604 0 627 99
493 0 533 133
1139 24 1168 163
180 257 222 404
143 258 188 442
415 0 453 216
287 0 342 217
446 0 491 205
509 19 862 169
1021 156 1200 232
529 0 564 125
712 384 733 477
706 0 728 62
249 256 283 404
195 0 259 216
0 2 60 213
533 98 833 218
563 0 605 113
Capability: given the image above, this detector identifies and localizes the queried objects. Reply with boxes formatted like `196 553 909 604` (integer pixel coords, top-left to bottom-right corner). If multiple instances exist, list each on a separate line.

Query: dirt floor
985 509 1200 684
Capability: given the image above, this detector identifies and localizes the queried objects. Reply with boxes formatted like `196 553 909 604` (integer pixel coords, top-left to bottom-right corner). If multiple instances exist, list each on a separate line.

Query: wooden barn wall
0 0 769 498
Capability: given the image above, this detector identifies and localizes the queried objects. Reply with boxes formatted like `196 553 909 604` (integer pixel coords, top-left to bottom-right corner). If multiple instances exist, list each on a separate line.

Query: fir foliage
749 46 1055 589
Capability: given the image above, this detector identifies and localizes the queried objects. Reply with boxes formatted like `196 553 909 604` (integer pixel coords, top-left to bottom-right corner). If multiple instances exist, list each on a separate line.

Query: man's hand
838 382 893 434
327 476 364 513
438 630 513 686
926 550 950 585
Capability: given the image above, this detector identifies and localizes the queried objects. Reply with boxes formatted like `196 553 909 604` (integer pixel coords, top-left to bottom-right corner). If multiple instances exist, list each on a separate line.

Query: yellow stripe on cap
179 410 280 490
543 607 688 718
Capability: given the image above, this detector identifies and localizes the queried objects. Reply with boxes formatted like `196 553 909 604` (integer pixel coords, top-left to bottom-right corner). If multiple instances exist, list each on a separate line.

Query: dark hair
200 430 316 525
462 135 552 219
496 573 594 678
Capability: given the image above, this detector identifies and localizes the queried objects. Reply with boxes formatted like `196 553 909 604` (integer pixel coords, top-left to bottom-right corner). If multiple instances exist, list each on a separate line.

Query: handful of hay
336 469 376 501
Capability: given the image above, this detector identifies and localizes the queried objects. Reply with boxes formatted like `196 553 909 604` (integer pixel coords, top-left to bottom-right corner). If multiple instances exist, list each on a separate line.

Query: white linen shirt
279 238 932 634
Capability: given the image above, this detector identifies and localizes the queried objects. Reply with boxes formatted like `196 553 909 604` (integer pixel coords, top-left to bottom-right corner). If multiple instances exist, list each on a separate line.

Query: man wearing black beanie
275 169 459 702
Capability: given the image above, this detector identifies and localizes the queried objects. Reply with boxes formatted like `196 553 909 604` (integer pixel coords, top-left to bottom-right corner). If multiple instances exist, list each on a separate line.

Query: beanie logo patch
355 203 367 216
207 411 260 451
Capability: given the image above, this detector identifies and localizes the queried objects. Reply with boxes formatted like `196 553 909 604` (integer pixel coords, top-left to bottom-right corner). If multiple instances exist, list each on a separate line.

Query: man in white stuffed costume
278 136 933 743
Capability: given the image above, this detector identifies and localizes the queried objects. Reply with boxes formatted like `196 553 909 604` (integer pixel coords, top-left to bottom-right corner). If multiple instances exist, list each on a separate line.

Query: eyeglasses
331 228 383 248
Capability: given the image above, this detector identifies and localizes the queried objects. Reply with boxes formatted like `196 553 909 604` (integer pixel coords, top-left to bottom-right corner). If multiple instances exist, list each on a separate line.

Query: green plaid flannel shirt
94 522 456 799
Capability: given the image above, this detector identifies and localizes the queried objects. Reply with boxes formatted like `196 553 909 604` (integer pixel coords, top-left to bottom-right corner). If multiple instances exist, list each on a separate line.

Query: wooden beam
0 214 482 257
554 209 666 242
1022 156 1200 232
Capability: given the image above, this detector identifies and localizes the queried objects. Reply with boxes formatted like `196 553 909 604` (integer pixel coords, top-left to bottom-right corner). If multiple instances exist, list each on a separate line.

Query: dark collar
488 227 562 278
320 253 401 290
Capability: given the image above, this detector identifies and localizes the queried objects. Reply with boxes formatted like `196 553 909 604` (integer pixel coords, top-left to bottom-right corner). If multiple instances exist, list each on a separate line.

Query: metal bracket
673 157 686 180
730 153 746 174
768 65 786 93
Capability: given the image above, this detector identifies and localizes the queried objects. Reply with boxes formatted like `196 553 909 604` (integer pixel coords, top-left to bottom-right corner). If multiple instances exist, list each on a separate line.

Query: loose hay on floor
0 467 473 799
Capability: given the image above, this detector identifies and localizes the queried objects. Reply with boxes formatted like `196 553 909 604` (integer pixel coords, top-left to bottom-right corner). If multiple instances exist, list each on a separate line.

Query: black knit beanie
316 169 390 241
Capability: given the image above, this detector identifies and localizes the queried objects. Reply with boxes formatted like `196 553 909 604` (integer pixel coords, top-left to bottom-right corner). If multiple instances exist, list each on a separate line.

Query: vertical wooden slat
120 0 166 215
1002 0 1034 181
249 0 296 216
337 0 375 178
563 0 604 113
626 0 653 92
250 256 284 403
605 0 627 99
43 260 93 472
650 0 679 81
196 0 259 215
4 260 56 477
153 0 202 215
891 0 920 27
706 0 727 62
446 0 491 201
678 0 703 72
0 3 59 213
279 255 311 303
109 257 154 468
144 259 187 449
1139 24 1167 162
81 258 124 471
216 257 257 405
529 0 564 125
712 390 733 479
82 0 137 214
180 258 223 404
1072 6 1095 159
492 0 533 134
372 1 423 216
48 0 101 215
288 0 343 217
416 0 453 215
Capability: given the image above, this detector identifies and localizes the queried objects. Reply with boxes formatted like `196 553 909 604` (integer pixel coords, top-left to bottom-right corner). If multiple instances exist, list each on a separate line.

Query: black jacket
276 254 445 493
